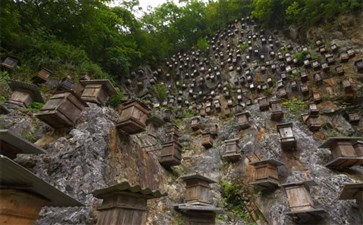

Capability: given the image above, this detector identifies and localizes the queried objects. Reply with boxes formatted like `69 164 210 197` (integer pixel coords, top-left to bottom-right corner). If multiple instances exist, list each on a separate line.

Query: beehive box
117 100 150 134
80 79 117 106
35 91 87 128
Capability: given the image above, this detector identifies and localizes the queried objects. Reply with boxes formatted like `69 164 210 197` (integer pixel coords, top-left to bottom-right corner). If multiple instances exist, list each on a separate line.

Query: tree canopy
1 0 361 81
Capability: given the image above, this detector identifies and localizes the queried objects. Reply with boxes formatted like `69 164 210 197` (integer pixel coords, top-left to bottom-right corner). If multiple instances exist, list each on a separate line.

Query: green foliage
282 98 308 115
0 96 6 104
29 102 44 111
250 0 363 27
197 37 209 53
240 42 249 51
220 180 248 219
293 50 308 64
154 83 168 102
108 90 124 108
182 109 194 119
264 87 272 96
25 133 37 142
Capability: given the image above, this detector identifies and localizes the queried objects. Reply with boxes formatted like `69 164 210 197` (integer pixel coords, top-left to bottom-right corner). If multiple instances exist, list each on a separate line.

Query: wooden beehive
300 71 308 82
306 116 321 132
181 173 216 204
80 79 117 106
277 87 288 99
348 113 360 123
57 77 75 92
277 123 296 150
191 117 201 131
236 111 251 130
335 65 344 75
35 91 87 128
339 183 363 213
0 156 82 225
282 181 326 222
117 100 150 135
32 67 52 84
270 99 283 121
222 138 240 162
0 130 45 159
354 59 363 73
0 189 48 225
258 97 269 111
210 124 219 138
301 84 309 96
319 137 363 169
202 132 213 149
308 104 319 116
93 181 165 225
250 159 284 189
1 56 18 70
186 211 216 225
7 80 44 107
159 140 182 167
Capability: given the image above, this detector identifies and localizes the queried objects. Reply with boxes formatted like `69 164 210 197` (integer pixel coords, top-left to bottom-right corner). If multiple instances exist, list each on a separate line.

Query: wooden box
191 117 201 131
210 124 218 138
7 80 44 107
93 182 165 225
307 116 321 132
202 132 213 149
348 113 360 123
159 141 182 167
222 138 240 162
277 87 288 99
313 92 322 103
57 77 75 92
339 183 363 213
0 130 45 159
270 99 283 121
308 104 319 116
1 56 18 70
186 211 216 225
32 67 52 84
258 97 269 111
319 137 363 169
117 100 150 135
282 181 326 222
340 53 349 63
35 91 87 128
0 189 47 225
0 156 82 225
80 79 117 106
335 65 344 75
301 85 309 96
277 123 296 150
181 173 216 204
354 59 363 73
300 71 308 82
250 159 284 189
236 112 251 130
342 80 353 94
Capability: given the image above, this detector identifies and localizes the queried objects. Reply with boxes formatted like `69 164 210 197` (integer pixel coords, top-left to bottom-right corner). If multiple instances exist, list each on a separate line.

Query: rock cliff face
1 14 362 225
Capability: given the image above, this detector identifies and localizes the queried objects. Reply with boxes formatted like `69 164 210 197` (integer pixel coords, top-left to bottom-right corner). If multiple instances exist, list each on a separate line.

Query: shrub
197 37 209 53
282 98 307 115
108 90 124 107
154 83 168 102
240 42 248 51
